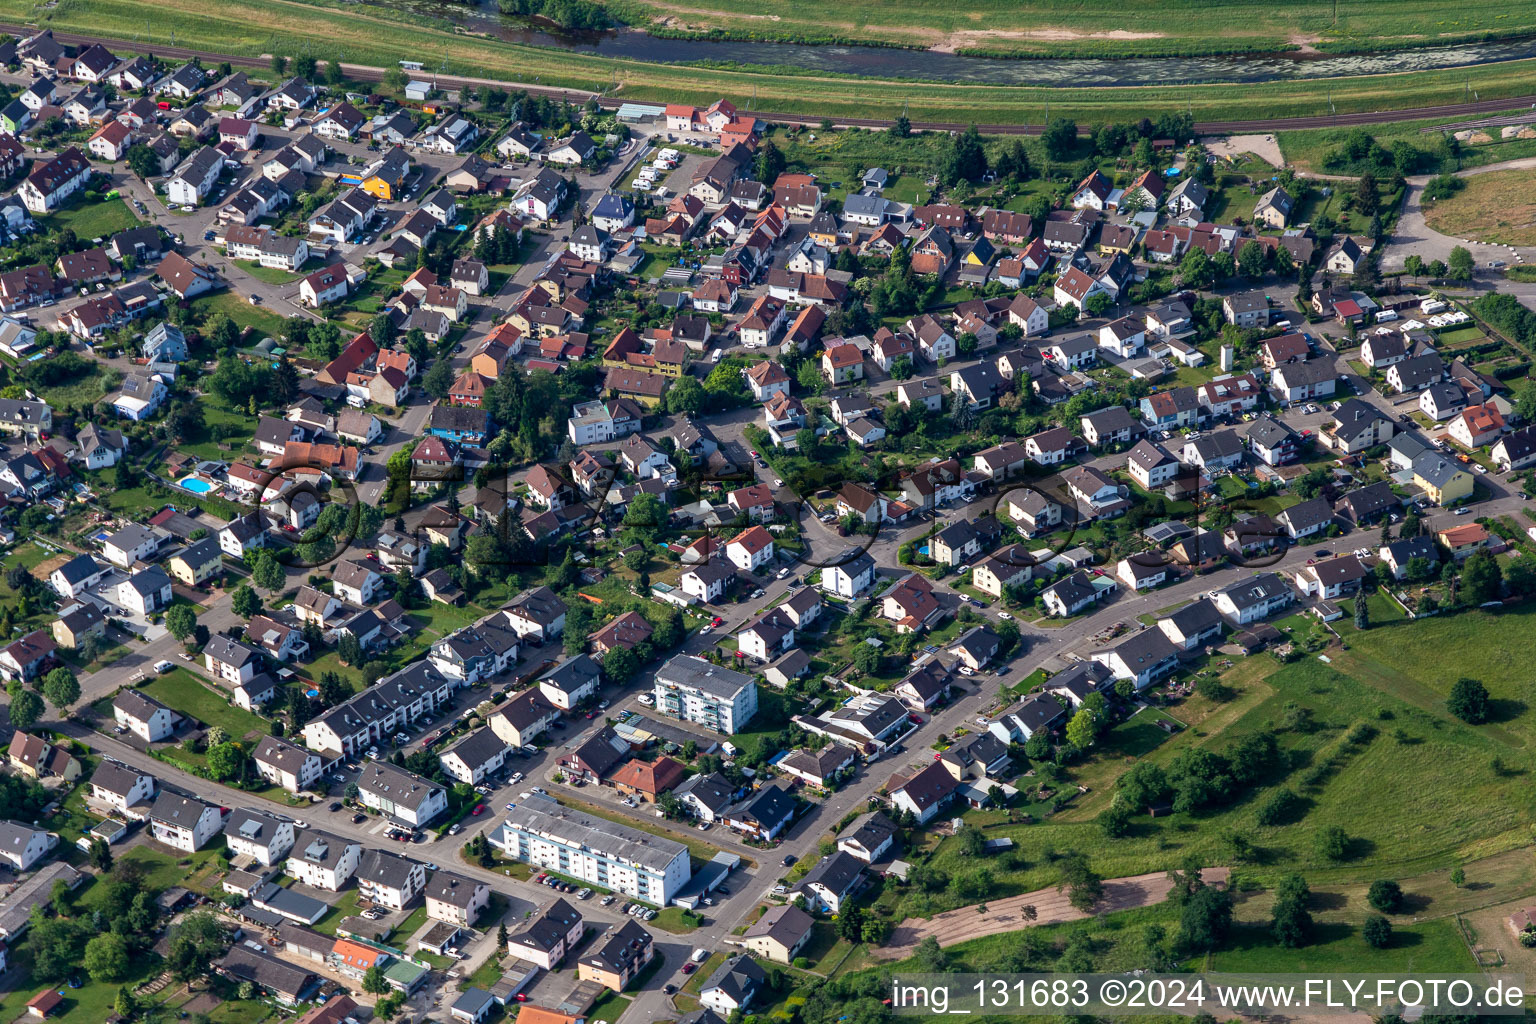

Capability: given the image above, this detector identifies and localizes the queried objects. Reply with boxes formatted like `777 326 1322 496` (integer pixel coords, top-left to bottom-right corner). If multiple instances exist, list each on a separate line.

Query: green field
39 197 141 241
881 604 1536 934
140 667 270 741
15 0 1536 124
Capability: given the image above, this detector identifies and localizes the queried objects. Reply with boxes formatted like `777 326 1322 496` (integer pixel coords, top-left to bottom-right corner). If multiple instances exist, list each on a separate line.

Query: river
374 0 1536 86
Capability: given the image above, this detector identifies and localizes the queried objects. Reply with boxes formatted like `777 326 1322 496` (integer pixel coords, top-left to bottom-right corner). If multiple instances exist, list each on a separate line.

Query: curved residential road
8 23 1536 136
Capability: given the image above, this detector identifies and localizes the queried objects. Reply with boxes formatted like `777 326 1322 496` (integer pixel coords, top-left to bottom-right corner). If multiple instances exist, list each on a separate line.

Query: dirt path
876 867 1231 960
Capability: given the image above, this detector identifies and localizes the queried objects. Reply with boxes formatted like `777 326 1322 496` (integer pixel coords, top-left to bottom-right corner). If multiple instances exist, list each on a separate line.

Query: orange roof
1438 523 1490 547
515 1008 585 1024
280 441 358 474
731 525 774 555
378 348 414 376
823 343 863 369
331 938 383 970
611 756 687 796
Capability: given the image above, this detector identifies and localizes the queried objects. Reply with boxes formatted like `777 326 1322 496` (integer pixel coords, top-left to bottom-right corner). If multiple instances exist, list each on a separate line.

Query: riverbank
15 0 1536 124
586 0 1536 62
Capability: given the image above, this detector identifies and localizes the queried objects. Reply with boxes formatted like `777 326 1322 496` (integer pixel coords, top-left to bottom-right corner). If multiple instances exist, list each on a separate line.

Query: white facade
653 655 758 735
491 796 690 906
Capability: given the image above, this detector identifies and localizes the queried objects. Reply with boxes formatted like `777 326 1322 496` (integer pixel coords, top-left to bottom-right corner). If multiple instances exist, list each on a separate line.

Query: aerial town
0 15 1533 1024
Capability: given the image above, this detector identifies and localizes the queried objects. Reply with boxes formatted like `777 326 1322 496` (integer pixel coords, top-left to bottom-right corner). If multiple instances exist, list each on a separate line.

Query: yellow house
1413 455 1473 506
8 733 81 781
962 236 995 267
168 537 224 586
360 148 412 201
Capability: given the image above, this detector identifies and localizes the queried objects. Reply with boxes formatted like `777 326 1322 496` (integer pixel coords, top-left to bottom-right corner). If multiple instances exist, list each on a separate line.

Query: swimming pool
177 476 213 494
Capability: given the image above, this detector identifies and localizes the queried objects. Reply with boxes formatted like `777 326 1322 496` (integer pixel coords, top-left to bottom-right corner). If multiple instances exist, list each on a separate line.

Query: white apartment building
653 655 758 735
490 795 690 906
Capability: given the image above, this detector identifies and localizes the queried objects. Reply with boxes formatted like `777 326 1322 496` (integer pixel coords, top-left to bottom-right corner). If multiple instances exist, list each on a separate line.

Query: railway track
9 23 1536 136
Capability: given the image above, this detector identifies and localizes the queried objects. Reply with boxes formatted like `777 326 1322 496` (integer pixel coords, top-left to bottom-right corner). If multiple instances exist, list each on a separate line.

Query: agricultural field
1422 167 1536 246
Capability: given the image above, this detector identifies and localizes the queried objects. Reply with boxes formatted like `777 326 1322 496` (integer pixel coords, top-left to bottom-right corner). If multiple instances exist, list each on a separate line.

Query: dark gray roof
537 654 600 695
675 771 736 813
701 953 767 1006
797 851 864 899
358 847 420 890
732 783 796 829
443 727 511 771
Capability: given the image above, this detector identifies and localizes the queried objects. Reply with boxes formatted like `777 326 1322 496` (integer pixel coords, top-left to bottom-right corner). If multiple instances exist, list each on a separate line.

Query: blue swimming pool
177 476 212 494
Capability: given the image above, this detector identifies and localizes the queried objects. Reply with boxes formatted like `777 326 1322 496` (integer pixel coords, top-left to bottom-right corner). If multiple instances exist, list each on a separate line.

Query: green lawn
650 906 704 933
33 367 116 410
39 197 141 241
587 988 633 1022
311 888 365 936
139 667 270 741
232 259 309 286
1100 705 1183 758
1211 917 1476 972
188 291 290 339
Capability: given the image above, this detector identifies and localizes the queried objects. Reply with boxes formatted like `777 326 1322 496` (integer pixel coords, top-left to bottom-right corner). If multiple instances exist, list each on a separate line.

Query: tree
1179 884 1234 953
889 114 911 138
206 741 247 782
230 583 261 619
754 141 786 185
31 915 85 980
1354 170 1379 217
270 54 288 75
1065 707 1099 750
42 668 79 712
1042 117 1078 161
166 603 197 643
1367 879 1404 913
1271 874 1314 948
1451 866 1465 888
497 922 509 950
1447 244 1475 283
1083 292 1112 319
837 905 865 941
88 836 112 872
362 964 389 996
423 359 455 400
1238 239 1268 280
1461 549 1502 604
1058 852 1103 912
603 646 639 682
912 936 945 973
1354 595 1370 630
664 374 706 416
251 551 285 592
1362 914 1393 949
8 686 41 731
943 124 987 185
1404 254 1425 280
125 143 159 180
852 642 882 676
83 932 131 982
1447 676 1491 724
1315 825 1350 860
1117 760 1170 812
